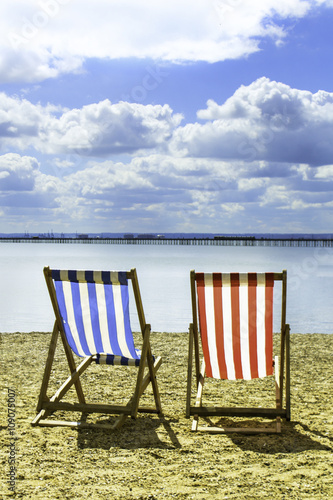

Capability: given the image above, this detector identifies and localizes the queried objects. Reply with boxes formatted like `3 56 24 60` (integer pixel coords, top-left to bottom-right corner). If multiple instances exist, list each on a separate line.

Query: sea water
0 242 332 334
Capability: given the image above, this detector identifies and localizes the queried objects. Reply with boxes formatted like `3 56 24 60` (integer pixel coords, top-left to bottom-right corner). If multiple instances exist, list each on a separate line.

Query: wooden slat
186 324 194 418
275 354 282 433
196 426 281 434
131 324 152 418
37 420 130 430
280 270 287 406
191 360 206 431
193 271 284 281
189 406 287 418
36 321 59 412
285 323 291 421
42 401 161 414
130 267 146 334
190 270 201 386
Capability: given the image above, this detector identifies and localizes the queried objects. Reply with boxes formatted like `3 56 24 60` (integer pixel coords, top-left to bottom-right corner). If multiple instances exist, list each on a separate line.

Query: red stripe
196 274 213 378
247 273 258 379
213 273 227 379
230 273 243 379
265 273 274 376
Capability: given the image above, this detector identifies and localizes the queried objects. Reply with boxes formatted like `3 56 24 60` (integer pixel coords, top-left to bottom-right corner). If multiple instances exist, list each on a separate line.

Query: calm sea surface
0 242 332 334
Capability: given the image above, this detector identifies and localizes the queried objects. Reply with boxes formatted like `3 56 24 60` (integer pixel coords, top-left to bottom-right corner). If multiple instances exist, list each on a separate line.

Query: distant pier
0 235 332 247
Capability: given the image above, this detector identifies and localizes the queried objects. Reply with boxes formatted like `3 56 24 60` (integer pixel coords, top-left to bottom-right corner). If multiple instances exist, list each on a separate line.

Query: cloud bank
1 77 333 232
0 0 331 82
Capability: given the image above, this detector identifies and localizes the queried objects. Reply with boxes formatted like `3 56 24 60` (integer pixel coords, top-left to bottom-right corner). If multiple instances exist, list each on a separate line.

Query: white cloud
0 153 39 190
221 202 245 215
315 164 333 179
0 0 327 82
45 101 182 156
0 94 183 156
173 78 333 166
0 149 332 232
1 71 333 232
238 178 268 191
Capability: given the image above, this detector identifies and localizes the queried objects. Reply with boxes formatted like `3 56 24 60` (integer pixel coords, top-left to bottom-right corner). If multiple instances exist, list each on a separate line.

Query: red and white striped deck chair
186 270 290 433
32 267 162 430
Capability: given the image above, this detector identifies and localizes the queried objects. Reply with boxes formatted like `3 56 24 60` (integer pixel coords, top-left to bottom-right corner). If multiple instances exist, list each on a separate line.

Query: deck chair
186 270 290 433
32 267 162 430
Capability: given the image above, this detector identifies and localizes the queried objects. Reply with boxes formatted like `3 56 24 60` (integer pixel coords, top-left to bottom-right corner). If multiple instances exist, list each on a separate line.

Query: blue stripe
101 271 111 284
120 283 138 359
55 281 80 356
71 282 90 355
68 270 78 282
85 270 94 283
118 272 128 286
87 282 104 353
52 269 61 281
104 284 122 355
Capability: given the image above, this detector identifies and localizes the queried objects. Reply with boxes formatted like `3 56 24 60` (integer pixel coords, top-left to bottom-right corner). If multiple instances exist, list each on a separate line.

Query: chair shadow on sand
213 420 333 454
76 415 332 454
76 414 182 451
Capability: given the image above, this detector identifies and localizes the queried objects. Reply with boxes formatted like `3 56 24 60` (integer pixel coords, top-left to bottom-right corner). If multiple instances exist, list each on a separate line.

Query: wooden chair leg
186 324 194 418
131 325 152 418
36 322 59 413
275 355 282 433
191 360 205 432
113 355 162 429
285 324 291 421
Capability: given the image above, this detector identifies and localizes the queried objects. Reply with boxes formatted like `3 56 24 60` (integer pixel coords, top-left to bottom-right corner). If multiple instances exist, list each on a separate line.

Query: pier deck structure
0 236 332 247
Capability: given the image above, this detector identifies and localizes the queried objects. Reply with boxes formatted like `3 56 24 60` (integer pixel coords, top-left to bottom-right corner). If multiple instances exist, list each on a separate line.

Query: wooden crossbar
188 407 287 418
42 402 161 415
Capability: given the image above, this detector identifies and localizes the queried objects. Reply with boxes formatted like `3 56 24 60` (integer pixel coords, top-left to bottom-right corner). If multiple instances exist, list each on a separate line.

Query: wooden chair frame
186 270 290 433
32 267 162 430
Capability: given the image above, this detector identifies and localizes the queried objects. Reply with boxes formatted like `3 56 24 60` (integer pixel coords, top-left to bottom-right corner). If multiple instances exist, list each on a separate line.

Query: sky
1 0 333 235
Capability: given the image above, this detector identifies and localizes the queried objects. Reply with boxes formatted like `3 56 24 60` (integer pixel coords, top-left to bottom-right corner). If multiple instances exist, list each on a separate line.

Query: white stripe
239 274 251 380
256 274 266 377
79 282 97 354
204 274 220 379
76 270 86 282
112 283 132 358
61 280 86 357
95 283 113 354
221 274 235 380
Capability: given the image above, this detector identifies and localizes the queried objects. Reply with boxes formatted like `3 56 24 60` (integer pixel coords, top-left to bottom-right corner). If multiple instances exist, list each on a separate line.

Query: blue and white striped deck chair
32 267 162 430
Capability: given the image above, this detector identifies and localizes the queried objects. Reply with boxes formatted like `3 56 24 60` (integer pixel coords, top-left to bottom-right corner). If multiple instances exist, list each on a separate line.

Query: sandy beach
1 331 332 499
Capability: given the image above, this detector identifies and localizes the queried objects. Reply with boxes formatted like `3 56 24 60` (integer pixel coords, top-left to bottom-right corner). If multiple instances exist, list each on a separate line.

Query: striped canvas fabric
52 270 140 363
95 353 141 366
196 272 274 380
